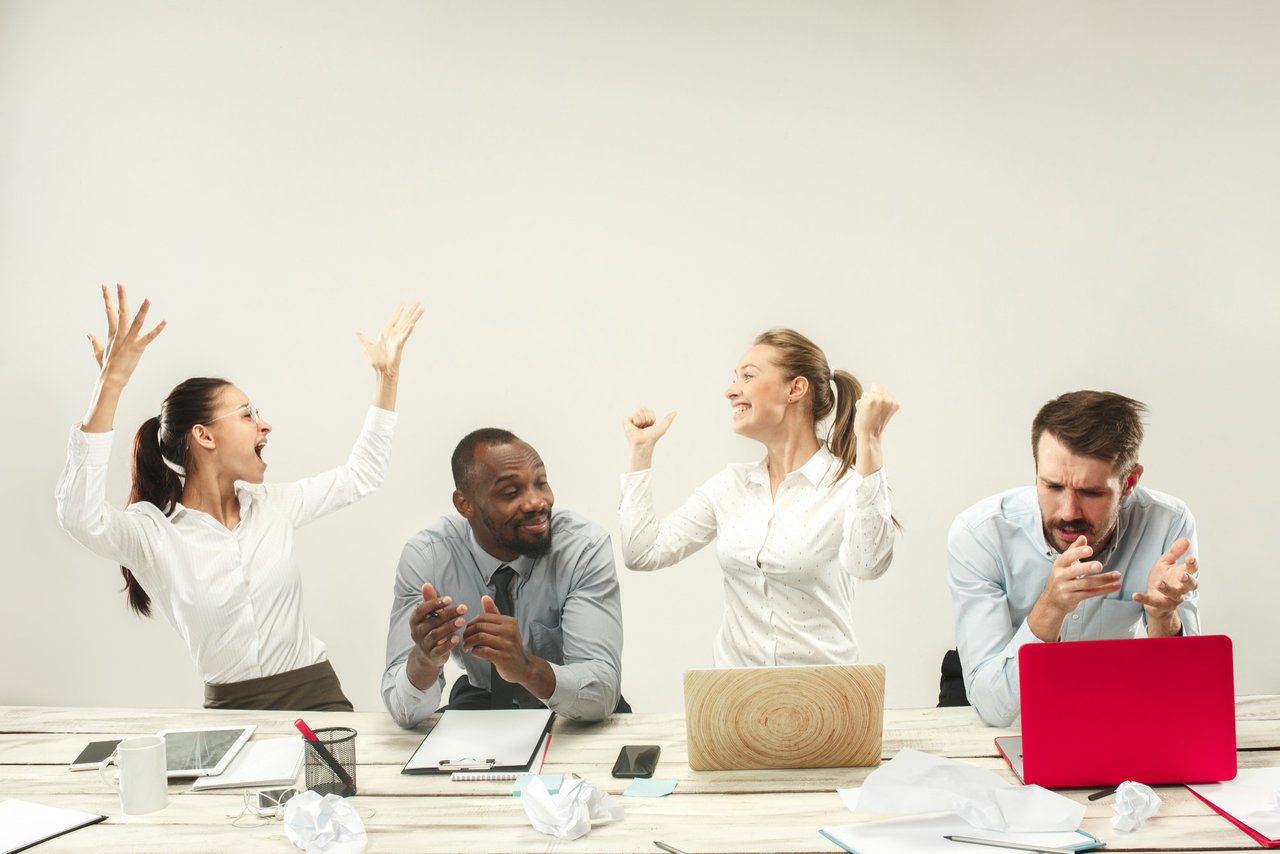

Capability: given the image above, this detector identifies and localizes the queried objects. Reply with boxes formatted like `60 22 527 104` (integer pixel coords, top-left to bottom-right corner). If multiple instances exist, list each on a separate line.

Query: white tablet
156 725 256 778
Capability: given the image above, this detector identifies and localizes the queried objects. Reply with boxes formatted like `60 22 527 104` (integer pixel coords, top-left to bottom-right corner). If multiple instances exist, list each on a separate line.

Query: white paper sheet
1187 767 1280 842
0 799 105 853
404 708 553 773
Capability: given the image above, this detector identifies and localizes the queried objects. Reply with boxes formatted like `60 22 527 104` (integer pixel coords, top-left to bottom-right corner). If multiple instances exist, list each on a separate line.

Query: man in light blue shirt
381 428 625 728
948 391 1201 727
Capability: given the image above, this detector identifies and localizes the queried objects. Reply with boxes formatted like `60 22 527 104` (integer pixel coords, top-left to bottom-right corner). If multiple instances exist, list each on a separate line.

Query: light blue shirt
381 509 624 728
948 485 1199 727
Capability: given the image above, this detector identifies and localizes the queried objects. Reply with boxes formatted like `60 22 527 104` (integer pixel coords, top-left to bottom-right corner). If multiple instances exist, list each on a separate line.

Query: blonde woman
620 328 899 667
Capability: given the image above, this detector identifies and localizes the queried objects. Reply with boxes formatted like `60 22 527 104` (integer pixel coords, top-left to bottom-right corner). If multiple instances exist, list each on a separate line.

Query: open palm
358 302 424 374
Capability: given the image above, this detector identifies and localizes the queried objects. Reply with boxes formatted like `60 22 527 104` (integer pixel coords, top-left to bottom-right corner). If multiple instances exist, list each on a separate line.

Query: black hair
122 377 230 616
450 427 519 491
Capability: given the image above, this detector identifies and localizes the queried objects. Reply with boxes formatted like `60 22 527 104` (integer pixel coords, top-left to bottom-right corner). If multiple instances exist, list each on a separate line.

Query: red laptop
995 634 1236 788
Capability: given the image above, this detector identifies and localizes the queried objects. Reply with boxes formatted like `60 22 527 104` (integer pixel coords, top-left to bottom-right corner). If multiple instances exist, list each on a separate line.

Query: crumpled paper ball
520 776 624 840
283 790 368 854
1111 781 1162 832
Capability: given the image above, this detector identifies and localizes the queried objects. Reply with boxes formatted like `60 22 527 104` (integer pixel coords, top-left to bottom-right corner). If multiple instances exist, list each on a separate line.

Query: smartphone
611 744 660 778
69 739 122 771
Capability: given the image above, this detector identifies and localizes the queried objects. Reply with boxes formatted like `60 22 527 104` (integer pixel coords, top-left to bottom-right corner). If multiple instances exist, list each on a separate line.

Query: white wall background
2 1 1277 715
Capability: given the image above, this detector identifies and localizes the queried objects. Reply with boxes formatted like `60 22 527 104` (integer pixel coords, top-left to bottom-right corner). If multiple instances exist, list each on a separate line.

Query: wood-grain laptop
995 634 1236 788
683 664 885 771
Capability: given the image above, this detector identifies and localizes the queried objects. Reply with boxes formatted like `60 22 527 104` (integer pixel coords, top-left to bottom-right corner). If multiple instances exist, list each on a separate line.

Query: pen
944 834 1076 853
294 718 356 796
1087 786 1118 801
654 842 690 854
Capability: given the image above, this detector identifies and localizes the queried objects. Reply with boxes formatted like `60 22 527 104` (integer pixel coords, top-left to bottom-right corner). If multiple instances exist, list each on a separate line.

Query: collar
467 524 534 584
169 484 256 522
747 445 836 489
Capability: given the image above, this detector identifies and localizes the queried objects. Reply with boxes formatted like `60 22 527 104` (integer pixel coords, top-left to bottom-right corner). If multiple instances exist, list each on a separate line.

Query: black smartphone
611 744 660 778
69 739 121 771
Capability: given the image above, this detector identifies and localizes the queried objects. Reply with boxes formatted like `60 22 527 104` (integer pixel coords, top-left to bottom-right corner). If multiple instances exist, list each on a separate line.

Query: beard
481 511 553 558
1042 512 1118 554
503 529 552 558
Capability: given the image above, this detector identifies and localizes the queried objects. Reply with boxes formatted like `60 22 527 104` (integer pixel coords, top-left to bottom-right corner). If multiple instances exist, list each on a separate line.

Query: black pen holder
304 726 357 797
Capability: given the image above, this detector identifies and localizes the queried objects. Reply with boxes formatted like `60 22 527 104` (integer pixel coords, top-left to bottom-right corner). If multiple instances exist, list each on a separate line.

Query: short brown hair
1031 390 1147 474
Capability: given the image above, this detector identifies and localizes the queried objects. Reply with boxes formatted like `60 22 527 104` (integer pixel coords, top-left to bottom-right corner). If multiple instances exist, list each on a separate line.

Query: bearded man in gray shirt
382 428 627 728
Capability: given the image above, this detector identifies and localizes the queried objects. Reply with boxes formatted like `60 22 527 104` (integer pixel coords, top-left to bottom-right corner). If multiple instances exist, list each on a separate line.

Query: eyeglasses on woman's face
206 402 263 426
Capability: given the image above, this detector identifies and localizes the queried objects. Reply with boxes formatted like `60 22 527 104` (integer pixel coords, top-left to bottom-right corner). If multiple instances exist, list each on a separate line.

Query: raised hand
81 284 166 433
852 383 899 476
852 383 900 441
357 301 424 377
1134 537 1198 636
462 595 536 682
623 407 677 448
623 407 676 472
405 583 467 689
1027 535 1123 642
358 301 424 411
88 284 166 382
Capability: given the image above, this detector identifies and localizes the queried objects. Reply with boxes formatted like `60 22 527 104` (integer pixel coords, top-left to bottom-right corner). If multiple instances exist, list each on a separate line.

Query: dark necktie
489 564 518 709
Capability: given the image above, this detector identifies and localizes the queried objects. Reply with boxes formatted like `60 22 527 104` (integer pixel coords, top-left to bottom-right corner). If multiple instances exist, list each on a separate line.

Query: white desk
2 697 1277 852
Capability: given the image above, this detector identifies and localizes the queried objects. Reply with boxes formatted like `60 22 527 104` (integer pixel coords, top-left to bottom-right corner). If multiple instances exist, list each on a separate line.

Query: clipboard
401 708 555 775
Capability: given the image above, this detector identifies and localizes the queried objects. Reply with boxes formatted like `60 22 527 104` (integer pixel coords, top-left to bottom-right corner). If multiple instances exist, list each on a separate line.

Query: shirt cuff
68 424 114 466
855 467 890 511
618 469 652 511
1010 618 1044 651
544 662 576 710
392 664 441 726
365 406 399 431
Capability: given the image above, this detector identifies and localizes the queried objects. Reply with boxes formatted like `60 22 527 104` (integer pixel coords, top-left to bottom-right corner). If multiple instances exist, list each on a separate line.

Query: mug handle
99 754 121 792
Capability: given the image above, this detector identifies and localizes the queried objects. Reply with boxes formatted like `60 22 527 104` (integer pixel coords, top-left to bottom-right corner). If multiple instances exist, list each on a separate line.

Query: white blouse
619 446 895 667
56 407 396 685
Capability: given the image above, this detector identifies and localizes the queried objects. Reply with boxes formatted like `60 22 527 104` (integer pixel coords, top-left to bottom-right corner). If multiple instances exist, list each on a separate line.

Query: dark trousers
204 659 354 712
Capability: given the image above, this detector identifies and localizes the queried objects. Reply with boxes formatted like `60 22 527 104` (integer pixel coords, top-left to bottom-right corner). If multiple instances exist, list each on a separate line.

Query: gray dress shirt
381 508 624 728
948 484 1199 727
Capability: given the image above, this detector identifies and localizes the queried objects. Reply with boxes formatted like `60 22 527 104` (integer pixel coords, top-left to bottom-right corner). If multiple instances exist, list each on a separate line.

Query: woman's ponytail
119 377 230 617
827 369 864 481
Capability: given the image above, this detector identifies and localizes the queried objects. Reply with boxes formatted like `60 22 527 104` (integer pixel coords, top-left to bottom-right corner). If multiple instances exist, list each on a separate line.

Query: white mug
99 735 168 815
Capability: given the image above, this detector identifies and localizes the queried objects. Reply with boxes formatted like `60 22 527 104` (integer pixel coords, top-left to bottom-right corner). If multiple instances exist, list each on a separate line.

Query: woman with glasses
56 284 422 711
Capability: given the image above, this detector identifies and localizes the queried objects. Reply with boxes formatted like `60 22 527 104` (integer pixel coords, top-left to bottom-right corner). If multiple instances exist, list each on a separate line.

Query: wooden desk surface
2 697 1277 853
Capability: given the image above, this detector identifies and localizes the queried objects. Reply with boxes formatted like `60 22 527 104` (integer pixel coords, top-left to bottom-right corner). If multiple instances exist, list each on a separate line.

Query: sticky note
623 778 678 797
512 774 563 797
